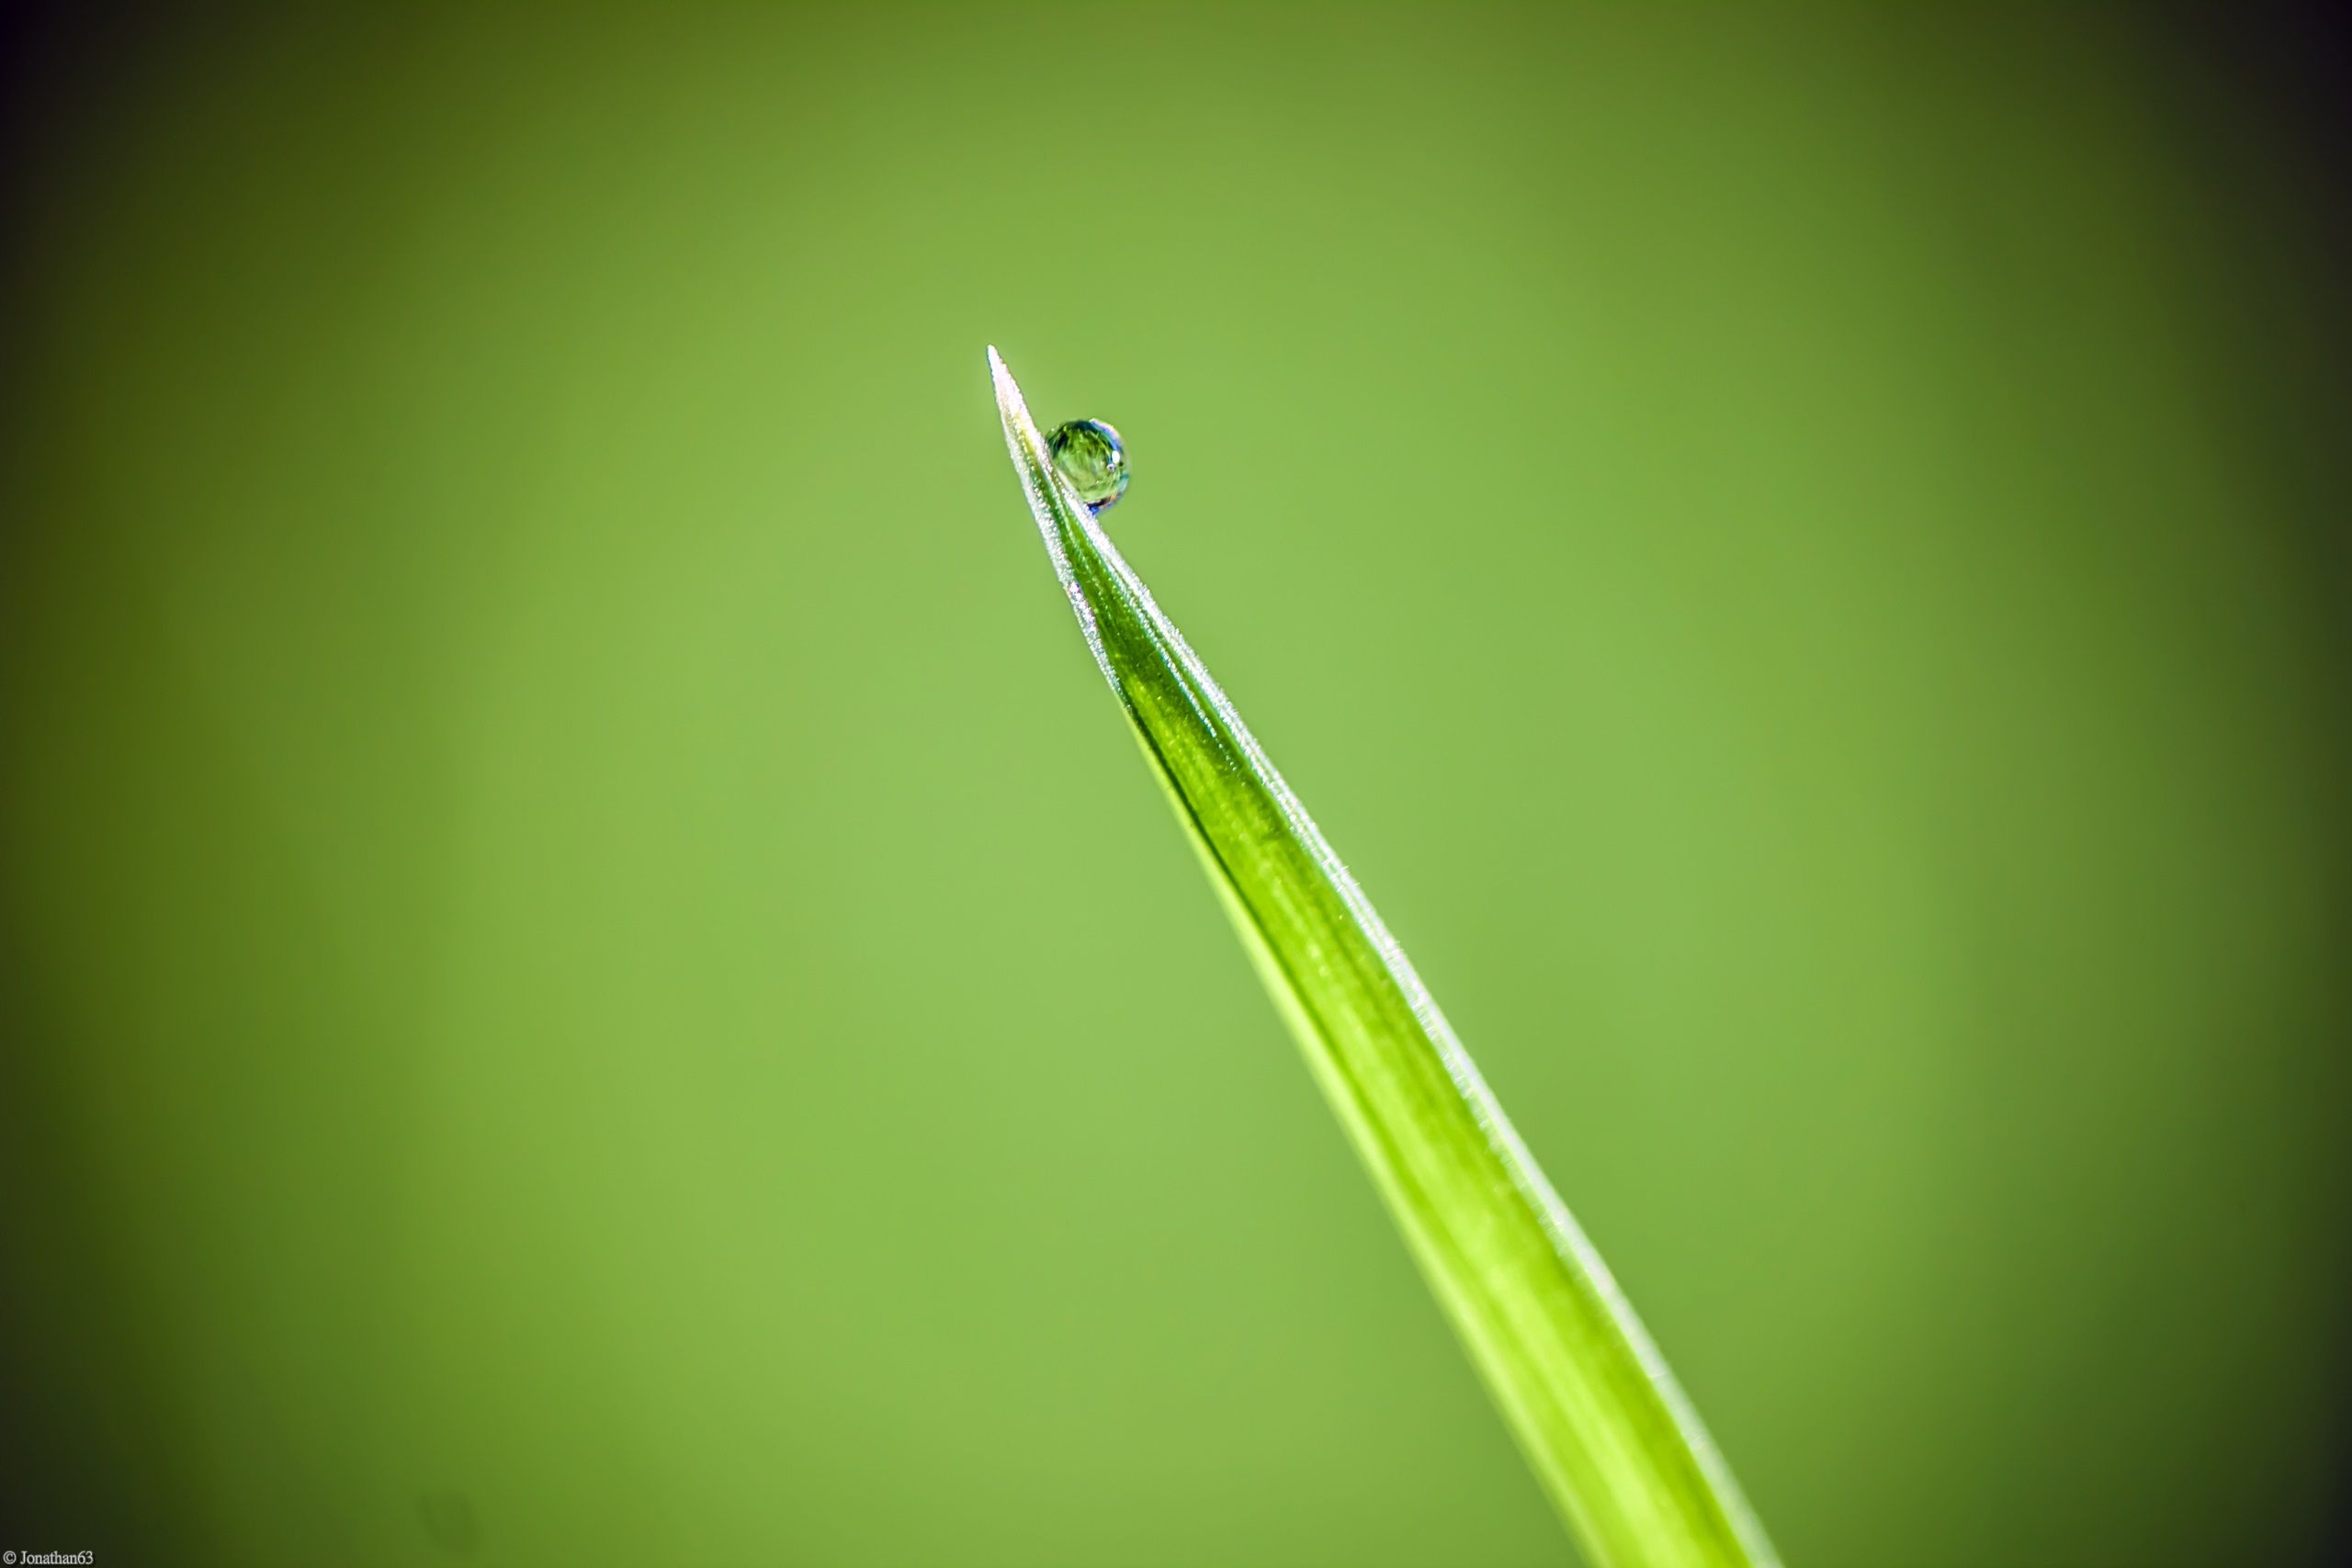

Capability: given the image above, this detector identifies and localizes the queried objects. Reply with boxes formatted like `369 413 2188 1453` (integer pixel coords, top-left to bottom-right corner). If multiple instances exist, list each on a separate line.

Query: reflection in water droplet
1046 419 1129 513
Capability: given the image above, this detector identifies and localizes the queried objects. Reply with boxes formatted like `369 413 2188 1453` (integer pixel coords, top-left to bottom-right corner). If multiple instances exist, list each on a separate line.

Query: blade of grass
989 349 1778 1568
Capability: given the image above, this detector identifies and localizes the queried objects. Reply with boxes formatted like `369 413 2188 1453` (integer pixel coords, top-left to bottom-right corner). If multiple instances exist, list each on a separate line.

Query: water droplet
1046 419 1129 513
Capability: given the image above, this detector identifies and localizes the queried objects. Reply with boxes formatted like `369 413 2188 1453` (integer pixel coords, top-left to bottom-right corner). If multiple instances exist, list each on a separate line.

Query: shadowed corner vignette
0 5 2347 1565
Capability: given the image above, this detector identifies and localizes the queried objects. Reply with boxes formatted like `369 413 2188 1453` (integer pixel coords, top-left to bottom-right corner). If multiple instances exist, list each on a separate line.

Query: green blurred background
4 6 2346 1564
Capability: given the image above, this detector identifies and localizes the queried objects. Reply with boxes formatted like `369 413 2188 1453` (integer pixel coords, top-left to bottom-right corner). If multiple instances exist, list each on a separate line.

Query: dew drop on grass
1046 418 1129 513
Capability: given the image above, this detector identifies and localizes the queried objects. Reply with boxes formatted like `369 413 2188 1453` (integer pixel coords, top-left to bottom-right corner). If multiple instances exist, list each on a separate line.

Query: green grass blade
989 349 1779 1568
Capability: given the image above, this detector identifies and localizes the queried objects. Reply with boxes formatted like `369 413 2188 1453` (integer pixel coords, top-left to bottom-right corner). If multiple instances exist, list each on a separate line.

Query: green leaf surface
990 349 1780 1568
